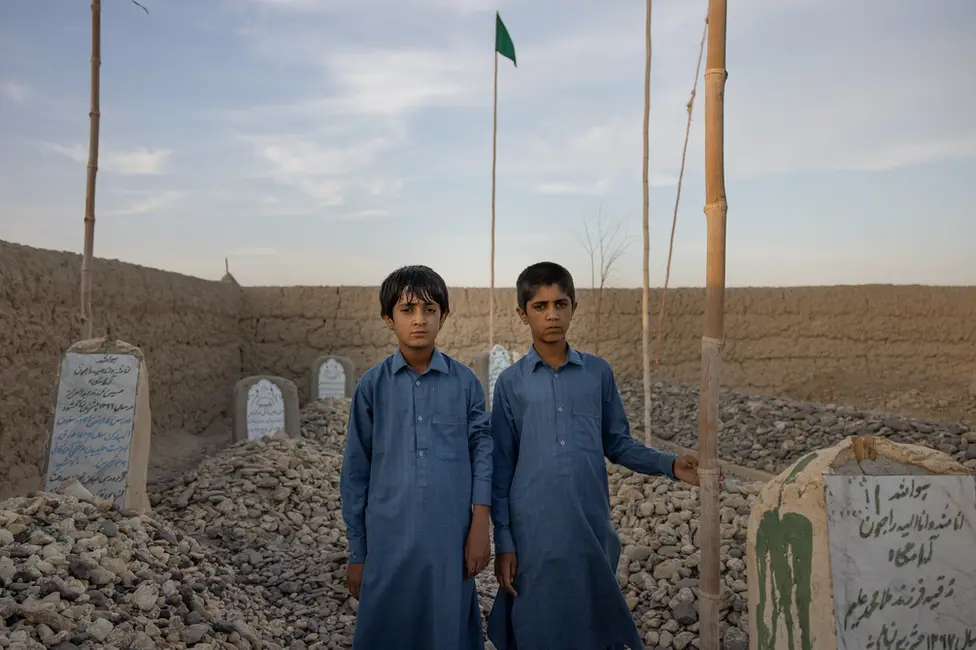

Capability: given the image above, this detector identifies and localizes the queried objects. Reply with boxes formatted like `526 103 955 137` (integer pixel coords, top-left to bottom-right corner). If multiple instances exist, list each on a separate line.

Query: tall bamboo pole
697 0 729 644
489 50 499 351
640 0 653 444
80 0 102 341
655 18 707 374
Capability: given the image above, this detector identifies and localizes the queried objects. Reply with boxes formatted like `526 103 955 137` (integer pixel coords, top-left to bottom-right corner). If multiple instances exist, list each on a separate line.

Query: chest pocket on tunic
430 382 468 461
571 402 603 453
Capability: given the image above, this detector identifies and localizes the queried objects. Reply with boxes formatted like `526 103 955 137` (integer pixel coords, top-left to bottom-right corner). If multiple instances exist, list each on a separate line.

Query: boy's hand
495 552 518 597
465 506 491 579
347 562 364 600
673 455 700 486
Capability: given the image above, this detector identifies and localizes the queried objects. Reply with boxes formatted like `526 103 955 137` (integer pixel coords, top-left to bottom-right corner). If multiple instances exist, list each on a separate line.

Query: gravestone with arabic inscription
310 354 355 400
824 474 976 650
43 339 152 512
232 375 300 442
475 345 513 410
747 435 975 650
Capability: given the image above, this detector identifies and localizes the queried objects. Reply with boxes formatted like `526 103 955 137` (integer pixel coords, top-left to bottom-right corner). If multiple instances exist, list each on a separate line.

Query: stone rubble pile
18 380 944 649
621 380 975 473
152 435 355 647
0 493 268 650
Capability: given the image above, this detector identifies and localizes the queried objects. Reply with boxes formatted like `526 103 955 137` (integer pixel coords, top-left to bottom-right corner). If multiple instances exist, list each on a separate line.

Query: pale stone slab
43 338 152 512
232 375 300 442
475 345 512 409
824 474 976 650
310 355 355 400
747 436 973 650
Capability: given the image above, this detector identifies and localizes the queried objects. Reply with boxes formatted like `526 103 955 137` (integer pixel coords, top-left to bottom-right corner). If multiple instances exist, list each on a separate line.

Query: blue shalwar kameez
487 346 678 650
340 349 492 650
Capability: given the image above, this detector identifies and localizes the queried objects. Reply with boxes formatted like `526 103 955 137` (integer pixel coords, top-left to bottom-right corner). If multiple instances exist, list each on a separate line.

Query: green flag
495 12 516 66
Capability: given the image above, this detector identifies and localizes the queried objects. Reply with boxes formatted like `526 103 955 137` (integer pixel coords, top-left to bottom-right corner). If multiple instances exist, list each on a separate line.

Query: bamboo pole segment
655 17 707 374
80 0 102 341
640 0 653 443
697 0 729 644
489 50 499 351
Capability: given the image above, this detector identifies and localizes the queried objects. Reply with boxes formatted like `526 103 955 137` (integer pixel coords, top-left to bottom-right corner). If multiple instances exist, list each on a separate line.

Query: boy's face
518 284 575 345
384 292 447 350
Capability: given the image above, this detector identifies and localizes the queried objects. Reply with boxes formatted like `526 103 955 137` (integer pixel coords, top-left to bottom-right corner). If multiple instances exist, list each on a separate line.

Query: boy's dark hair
379 265 450 319
516 262 576 311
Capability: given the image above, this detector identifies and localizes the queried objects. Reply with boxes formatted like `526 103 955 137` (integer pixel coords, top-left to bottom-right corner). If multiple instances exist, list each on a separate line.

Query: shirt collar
525 344 583 371
392 347 450 375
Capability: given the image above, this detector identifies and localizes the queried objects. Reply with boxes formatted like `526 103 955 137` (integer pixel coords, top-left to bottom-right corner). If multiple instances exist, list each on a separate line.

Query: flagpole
489 49 499 351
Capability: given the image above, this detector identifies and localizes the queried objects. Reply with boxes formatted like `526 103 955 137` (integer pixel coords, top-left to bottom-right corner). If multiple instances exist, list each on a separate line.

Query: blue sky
1 0 973 288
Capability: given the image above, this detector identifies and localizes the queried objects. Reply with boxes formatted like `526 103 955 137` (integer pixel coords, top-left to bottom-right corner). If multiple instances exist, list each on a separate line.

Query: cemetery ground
1 378 974 650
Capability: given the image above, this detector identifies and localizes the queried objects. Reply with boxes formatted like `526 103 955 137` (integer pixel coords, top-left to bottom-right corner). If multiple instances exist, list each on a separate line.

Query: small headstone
232 375 300 442
310 355 355 400
824 474 976 649
476 345 513 409
43 338 152 512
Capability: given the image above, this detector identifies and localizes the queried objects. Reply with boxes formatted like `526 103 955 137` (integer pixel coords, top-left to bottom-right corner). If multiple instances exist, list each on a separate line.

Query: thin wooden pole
489 51 499 351
698 0 728 643
655 18 707 374
640 0 653 443
80 0 102 341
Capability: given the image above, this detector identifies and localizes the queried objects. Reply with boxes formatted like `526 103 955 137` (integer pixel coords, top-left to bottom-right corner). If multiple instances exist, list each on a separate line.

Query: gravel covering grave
0 493 269 650
621 380 975 473
9 380 966 650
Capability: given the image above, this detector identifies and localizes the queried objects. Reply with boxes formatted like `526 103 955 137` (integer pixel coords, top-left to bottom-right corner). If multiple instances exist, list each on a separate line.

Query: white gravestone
823 474 976 650
317 358 346 400
246 379 286 441
487 345 513 409
45 352 140 505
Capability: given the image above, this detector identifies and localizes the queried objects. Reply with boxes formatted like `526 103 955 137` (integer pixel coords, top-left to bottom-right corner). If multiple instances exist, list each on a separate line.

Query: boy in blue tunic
340 265 492 650
487 262 701 650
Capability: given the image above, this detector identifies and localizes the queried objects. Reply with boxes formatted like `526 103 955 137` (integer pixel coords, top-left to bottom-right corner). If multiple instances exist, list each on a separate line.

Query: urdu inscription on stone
317 358 346 399
45 353 140 504
246 378 286 440
823 474 976 650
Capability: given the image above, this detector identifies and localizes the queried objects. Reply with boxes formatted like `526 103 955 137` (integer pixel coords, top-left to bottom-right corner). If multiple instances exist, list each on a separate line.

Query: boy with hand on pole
340 265 492 650
487 261 701 650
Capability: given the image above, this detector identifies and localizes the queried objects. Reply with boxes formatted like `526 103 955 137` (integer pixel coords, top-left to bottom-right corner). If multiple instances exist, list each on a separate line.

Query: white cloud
102 190 186 217
44 143 172 175
0 80 31 104
339 209 388 220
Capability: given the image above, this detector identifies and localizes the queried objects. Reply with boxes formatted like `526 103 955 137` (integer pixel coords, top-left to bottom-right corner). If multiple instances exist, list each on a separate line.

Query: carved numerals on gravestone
310 355 355 401
44 339 152 512
823 474 976 650
232 376 301 443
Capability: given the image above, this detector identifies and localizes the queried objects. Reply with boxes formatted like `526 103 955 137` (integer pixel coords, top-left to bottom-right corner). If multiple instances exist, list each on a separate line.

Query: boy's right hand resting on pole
495 553 518 596
347 563 364 600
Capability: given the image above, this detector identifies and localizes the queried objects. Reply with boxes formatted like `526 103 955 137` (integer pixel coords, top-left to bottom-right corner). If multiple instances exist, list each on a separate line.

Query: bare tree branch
575 211 632 354
131 0 149 14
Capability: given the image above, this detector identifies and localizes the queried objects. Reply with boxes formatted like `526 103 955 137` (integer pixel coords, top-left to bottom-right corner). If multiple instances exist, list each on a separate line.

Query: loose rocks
0 493 267 650
621 380 974 473
299 399 351 450
153 436 355 646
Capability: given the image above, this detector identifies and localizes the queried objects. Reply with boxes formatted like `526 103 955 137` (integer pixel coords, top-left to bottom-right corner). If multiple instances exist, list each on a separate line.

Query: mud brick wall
0 240 243 499
241 285 976 420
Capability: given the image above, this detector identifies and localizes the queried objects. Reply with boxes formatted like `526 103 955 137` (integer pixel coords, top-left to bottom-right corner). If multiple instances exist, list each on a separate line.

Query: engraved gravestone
310 355 355 400
823 474 976 650
488 345 512 406
44 339 152 512
232 375 300 442
247 379 285 440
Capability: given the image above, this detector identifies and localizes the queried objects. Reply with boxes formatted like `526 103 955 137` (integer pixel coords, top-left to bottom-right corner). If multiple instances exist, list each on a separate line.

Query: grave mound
0 493 269 649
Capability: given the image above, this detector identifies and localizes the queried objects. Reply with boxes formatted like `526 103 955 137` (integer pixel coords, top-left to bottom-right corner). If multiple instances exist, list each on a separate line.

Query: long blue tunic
487 346 678 650
340 348 491 650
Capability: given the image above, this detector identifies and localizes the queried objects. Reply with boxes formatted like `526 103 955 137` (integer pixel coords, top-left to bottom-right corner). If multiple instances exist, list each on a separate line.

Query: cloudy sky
1 0 973 288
